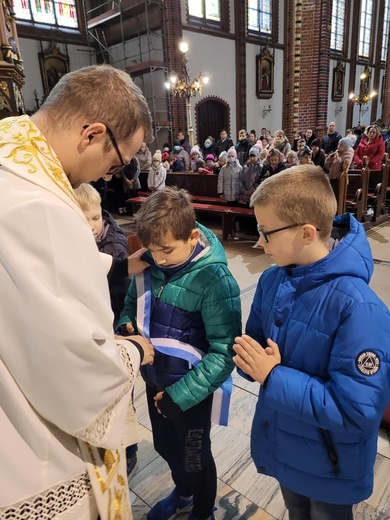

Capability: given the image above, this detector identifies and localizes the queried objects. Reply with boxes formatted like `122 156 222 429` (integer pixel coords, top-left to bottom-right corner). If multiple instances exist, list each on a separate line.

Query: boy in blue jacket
117 187 241 520
233 166 390 520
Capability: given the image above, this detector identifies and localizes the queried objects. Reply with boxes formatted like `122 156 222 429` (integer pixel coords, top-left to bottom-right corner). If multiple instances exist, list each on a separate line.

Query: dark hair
135 188 196 246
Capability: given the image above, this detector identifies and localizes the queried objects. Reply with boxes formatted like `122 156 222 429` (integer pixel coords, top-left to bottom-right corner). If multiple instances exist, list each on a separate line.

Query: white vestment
0 116 140 519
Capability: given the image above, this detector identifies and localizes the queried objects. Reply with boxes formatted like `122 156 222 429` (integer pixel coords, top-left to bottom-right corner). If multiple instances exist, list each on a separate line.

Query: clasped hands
233 334 281 384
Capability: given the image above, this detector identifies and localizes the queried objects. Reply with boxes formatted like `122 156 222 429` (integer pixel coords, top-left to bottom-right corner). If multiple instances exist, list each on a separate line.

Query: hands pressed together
233 334 281 384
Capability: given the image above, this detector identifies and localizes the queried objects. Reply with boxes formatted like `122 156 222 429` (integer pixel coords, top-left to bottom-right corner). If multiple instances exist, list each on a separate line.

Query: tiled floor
120 216 390 520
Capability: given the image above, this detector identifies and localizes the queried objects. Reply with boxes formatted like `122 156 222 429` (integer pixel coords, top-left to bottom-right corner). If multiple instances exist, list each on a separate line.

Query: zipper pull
157 285 165 298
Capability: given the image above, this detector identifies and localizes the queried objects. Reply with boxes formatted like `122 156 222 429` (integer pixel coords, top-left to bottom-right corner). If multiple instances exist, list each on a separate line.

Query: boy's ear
189 228 200 245
301 224 318 245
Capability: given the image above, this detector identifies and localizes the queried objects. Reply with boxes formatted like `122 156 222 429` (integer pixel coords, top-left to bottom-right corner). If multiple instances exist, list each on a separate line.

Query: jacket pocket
319 428 340 476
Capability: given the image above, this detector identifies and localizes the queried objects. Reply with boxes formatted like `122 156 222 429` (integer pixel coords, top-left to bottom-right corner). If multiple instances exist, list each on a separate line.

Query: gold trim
87 446 130 520
0 116 78 205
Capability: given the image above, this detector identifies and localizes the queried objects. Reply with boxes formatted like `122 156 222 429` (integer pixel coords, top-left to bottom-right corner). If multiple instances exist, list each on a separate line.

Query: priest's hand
127 247 149 275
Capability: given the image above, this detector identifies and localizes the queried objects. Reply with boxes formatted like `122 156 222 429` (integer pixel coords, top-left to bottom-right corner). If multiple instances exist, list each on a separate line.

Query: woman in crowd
311 138 326 168
325 137 354 179
136 142 152 171
354 125 385 170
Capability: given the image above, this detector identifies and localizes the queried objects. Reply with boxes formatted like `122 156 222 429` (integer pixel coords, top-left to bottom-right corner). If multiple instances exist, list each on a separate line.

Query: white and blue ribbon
136 270 232 426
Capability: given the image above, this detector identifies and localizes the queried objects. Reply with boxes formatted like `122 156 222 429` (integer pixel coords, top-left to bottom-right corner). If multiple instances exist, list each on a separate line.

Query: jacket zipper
319 428 340 476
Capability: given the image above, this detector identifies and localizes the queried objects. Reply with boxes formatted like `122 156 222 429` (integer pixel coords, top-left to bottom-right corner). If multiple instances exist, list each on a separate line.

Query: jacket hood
285 213 373 290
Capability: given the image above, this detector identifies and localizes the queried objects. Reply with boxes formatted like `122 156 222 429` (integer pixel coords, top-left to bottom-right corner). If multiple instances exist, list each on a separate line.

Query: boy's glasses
257 223 321 243
83 124 127 175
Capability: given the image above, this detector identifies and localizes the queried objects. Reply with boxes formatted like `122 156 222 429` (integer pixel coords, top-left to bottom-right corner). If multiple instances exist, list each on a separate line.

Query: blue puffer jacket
118 223 242 411
246 213 390 504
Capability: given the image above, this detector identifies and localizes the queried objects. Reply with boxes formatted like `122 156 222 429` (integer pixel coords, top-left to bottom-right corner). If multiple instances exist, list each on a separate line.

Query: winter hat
249 146 260 157
311 138 322 148
219 151 228 161
190 145 201 156
205 154 215 161
162 151 170 161
339 137 354 149
227 146 237 158
153 150 162 162
254 140 263 150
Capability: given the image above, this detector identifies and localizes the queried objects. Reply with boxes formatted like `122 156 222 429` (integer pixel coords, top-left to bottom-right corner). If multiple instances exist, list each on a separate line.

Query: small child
162 151 171 171
299 148 313 165
285 150 298 168
262 149 286 177
217 146 242 206
239 146 263 205
148 150 167 191
214 151 227 175
198 153 216 174
190 145 205 172
259 148 269 164
296 138 311 160
233 166 390 520
74 183 129 323
117 188 241 520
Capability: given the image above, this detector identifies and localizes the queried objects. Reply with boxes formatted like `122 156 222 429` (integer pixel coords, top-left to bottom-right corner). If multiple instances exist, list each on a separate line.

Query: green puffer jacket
118 223 242 412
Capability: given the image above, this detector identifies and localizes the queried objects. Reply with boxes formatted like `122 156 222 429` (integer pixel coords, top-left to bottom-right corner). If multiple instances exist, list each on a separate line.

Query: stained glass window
12 0 31 20
12 0 78 28
382 0 390 61
188 0 220 22
358 0 373 58
330 0 346 52
248 0 272 35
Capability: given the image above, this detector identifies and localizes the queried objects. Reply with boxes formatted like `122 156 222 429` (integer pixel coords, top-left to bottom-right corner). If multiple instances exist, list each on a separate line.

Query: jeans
281 486 354 520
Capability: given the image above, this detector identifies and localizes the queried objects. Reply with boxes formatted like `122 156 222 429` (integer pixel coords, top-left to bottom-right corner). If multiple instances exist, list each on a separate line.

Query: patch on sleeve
356 351 380 376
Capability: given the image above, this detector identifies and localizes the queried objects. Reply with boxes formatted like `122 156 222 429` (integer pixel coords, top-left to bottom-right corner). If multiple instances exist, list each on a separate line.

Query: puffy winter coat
218 162 242 201
98 210 129 321
118 223 241 411
245 213 390 504
324 148 354 179
354 135 385 170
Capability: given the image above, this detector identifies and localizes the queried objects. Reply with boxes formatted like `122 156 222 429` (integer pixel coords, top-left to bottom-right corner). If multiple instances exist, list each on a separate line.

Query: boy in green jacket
117 187 241 520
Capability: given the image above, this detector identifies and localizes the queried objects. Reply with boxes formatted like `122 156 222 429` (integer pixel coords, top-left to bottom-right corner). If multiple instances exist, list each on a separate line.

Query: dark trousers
146 384 217 520
281 486 354 520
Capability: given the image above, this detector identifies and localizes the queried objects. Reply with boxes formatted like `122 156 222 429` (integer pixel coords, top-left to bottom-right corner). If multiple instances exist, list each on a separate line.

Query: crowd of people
1 63 390 520
101 122 386 215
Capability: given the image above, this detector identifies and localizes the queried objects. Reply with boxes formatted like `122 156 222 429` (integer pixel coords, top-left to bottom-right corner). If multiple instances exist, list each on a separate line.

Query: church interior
1 0 390 518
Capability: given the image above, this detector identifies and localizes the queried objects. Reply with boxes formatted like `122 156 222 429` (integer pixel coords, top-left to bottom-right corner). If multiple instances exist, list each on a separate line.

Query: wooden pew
345 158 370 222
139 171 219 196
329 160 348 215
366 154 389 221
128 196 255 240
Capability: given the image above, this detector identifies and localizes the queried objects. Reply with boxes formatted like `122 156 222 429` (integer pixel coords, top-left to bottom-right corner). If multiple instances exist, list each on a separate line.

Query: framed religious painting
39 43 70 97
256 46 274 99
332 61 345 101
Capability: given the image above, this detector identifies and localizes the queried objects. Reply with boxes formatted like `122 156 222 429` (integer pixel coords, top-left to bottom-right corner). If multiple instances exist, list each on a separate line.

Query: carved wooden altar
0 0 25 118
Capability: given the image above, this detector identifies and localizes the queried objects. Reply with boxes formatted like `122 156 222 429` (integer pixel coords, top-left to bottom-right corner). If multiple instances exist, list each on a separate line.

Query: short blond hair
135 187 196 247
40 65 153 148
74 183 101 212
250 166 337 242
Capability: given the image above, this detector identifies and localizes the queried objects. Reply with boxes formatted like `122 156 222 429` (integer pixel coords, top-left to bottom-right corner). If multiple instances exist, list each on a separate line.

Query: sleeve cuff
262 363 280 389
127 339 144 364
